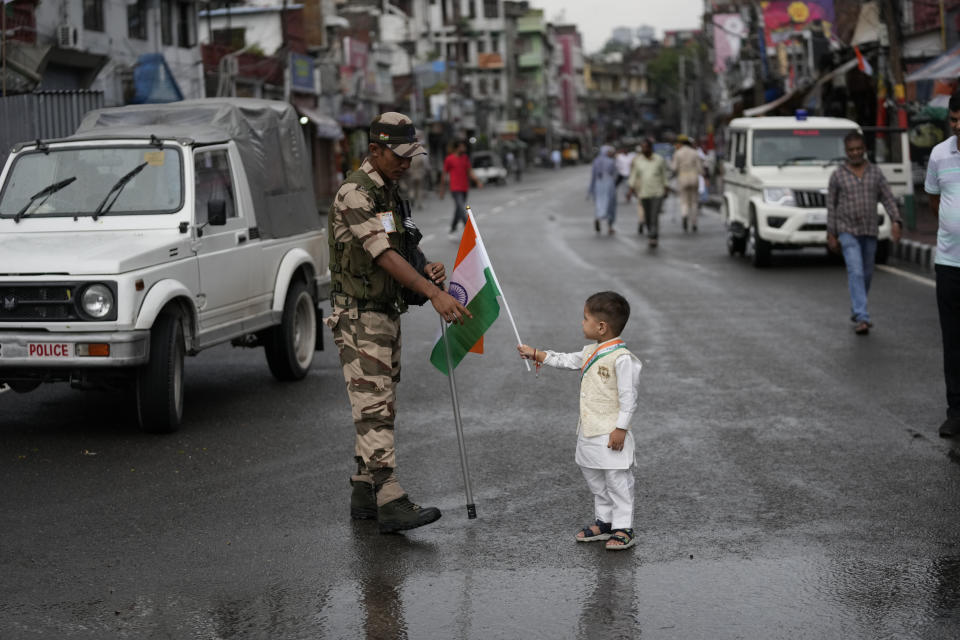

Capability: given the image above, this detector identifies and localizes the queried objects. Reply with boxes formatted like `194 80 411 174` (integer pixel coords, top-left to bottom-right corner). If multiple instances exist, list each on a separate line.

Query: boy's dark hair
585 291 630 336
950 91 960 113
843 131 865 146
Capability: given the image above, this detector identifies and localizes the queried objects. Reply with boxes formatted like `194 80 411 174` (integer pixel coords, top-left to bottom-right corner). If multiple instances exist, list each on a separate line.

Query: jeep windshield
0 145 183 219
752 129 856 167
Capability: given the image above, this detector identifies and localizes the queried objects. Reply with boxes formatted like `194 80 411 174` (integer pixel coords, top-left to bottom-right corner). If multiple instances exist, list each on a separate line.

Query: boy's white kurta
543 342 642 470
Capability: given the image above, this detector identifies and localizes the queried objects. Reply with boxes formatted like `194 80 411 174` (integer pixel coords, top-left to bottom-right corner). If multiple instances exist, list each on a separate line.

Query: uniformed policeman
326 112 471 534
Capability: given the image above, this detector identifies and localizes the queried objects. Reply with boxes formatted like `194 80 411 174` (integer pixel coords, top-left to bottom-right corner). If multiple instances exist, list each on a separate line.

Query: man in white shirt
924 92 960 438
615 146 636 203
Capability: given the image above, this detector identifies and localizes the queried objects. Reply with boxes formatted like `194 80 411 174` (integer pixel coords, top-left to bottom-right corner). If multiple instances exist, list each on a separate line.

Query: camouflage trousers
328 307 405 506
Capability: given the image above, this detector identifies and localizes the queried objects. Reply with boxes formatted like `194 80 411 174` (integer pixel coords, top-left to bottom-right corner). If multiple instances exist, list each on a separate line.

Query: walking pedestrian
589 145 617 235
517 291 642 551
615 146 636 203
628 139 669 248
551 148 562 170
327 112 472 533
443 141 482 238
403 152 428 210
923 91 960 438
671 135 703 232
826 131 902 335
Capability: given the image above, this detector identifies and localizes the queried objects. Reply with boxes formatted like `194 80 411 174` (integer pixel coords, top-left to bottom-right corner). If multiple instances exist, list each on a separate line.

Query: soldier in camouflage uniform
326 112 471 534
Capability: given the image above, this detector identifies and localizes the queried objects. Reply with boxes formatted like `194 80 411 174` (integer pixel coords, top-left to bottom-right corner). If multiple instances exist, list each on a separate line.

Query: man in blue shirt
924 91 960 438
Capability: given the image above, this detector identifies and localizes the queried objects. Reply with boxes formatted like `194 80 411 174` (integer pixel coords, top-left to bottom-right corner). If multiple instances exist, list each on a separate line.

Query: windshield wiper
11 176 77 223
92 162 147 220
777 156 817 168
821 156 846 167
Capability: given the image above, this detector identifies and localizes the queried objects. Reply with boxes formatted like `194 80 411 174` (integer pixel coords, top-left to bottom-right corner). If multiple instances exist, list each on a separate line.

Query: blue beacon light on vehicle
795 109 808 121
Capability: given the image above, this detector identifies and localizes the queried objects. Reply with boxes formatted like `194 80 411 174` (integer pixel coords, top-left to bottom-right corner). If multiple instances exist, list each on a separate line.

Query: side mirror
735 153 746 172
207 199 227 226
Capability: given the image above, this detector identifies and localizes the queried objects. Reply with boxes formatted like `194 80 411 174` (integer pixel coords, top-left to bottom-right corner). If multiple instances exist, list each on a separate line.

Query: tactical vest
329 168 407 314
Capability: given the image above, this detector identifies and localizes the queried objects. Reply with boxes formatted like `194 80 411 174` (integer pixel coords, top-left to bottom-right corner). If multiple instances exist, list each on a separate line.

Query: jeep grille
793 190 826 208
0 284 80 321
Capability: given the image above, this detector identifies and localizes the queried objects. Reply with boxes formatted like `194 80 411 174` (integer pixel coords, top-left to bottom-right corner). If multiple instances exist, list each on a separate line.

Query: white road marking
492 206 503 214
876 264 935 287
0 384 10 394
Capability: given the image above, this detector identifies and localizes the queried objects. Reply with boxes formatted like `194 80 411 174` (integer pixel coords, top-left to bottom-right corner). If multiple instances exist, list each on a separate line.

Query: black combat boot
377 495 442 534
350 481 377 520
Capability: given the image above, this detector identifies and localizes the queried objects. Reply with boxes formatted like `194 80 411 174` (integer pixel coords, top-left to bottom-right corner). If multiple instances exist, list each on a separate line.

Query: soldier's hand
892 221 903 243
431 290 472 324
425 262 446 286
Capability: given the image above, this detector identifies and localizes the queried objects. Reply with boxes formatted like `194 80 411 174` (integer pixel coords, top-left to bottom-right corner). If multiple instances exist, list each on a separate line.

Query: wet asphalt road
2 165 959 639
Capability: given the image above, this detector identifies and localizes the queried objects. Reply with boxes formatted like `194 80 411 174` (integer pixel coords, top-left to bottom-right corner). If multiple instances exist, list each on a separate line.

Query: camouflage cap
370 112 426 158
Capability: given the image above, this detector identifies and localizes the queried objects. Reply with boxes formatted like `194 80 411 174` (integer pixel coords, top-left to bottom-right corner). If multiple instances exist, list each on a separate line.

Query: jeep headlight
80 284 114 319
762 187 796 206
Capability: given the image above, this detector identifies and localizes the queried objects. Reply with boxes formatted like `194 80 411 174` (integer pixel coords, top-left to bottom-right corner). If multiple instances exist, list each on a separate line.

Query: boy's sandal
575 519 612 542
605 528 636 550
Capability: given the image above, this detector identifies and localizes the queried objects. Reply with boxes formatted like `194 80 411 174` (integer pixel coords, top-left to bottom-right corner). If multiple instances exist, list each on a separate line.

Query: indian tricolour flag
429 212 501 375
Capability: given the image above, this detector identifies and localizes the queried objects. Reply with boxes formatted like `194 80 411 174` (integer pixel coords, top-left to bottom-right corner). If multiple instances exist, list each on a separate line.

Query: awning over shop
743 88 800 117
905 43 960 82
742 58 858 117
296 105 343 140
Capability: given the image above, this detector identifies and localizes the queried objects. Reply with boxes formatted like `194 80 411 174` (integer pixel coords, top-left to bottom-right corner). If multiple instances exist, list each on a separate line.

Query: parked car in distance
471 151 508 185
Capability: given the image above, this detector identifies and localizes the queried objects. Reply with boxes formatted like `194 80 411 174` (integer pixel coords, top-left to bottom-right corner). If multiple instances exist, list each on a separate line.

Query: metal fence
0 90 104 162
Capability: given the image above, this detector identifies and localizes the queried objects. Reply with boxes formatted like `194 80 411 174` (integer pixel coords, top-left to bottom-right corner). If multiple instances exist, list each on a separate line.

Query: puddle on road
306 553 960 639
10 553 958 638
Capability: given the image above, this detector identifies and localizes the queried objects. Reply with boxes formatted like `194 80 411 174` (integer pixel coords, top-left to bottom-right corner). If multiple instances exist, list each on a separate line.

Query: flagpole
465 205 530 371
441 318 477 519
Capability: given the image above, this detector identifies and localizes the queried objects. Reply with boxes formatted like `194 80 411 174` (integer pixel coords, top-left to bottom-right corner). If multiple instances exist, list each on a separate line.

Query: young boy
517 291 641 550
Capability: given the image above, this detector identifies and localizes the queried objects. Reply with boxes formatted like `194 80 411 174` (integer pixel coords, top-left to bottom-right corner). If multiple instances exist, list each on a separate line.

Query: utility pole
882 0 916 228
678 54 687 133
747 2 765 108
882 0 906 127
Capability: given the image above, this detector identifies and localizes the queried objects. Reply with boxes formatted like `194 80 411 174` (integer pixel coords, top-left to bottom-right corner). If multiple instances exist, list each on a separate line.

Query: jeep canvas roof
71 98 319 239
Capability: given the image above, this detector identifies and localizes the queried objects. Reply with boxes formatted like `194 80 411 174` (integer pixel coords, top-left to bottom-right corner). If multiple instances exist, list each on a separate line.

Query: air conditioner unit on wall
56 24 82 50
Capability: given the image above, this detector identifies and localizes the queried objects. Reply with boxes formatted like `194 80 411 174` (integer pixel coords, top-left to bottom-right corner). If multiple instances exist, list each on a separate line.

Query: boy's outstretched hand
517 344 535 360
607 428 627 451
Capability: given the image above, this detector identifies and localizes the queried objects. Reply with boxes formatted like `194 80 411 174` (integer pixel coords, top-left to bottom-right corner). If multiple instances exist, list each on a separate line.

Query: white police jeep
0 99 330 432
721 113 908 267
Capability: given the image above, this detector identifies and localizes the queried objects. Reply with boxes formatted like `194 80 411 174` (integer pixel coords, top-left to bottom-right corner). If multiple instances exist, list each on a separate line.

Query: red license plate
28 343 72 357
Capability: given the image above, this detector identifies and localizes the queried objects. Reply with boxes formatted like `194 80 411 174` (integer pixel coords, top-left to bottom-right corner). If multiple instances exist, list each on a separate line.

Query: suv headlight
762 187 796 206
80 284 114 319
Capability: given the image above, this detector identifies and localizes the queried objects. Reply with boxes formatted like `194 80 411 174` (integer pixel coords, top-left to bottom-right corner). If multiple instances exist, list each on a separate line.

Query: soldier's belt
332 292 399 316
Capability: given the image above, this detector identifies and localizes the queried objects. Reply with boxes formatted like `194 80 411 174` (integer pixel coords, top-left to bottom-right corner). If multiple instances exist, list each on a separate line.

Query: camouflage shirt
330 158 399 262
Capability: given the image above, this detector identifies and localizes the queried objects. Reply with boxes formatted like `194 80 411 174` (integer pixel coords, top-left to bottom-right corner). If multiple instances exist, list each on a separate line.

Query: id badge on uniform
378 211 397 233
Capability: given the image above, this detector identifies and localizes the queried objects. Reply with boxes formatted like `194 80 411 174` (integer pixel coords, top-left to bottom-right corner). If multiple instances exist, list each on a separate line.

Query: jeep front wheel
265 279 316 381
750 219 772 268
137 309 185 433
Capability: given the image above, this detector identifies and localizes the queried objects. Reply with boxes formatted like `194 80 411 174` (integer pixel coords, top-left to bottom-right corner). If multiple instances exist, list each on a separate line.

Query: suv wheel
749 220 772 268
727 231 747 257
722 199 746 256
137 309 185 433
265 279 316 381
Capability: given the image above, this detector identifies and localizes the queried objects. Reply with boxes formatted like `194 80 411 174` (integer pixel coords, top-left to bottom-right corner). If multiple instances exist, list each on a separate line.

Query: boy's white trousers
580 466 635 530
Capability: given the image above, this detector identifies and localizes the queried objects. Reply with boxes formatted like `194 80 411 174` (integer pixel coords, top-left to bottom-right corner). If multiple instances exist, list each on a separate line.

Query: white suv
0 99 330 432
721 115 906 267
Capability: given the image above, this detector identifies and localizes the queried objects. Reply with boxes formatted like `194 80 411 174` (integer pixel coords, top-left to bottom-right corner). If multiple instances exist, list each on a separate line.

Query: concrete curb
893 239 936 272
